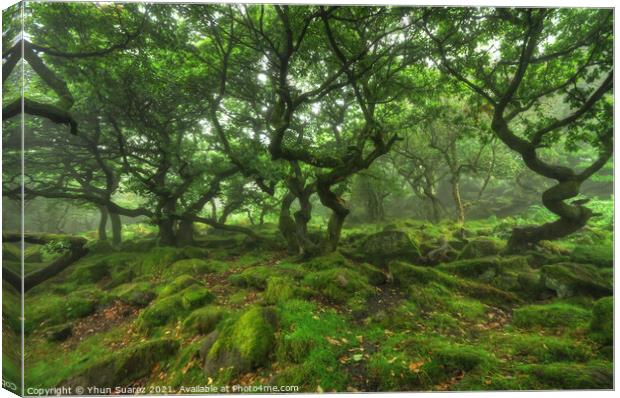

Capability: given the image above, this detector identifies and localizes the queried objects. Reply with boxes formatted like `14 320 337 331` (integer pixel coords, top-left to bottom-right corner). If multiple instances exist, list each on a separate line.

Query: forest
1 2 614 394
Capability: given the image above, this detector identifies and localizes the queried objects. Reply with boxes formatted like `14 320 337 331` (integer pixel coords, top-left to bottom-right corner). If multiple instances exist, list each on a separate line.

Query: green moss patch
540 262 612 298
589 296 613 345
203 306 277 380
512 302 590 330
182 306 225 334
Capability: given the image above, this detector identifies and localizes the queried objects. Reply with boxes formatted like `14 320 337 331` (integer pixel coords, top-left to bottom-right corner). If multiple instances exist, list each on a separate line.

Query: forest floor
3 214 614 392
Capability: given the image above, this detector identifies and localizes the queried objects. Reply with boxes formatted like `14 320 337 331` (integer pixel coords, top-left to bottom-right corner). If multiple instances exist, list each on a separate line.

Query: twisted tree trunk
2 233 88 292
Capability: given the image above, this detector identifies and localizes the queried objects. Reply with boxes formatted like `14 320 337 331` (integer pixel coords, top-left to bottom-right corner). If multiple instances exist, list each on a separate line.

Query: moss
352 263 388 286
24 246 43 263
182 306 225 334
61 339 179 388
303 252 349 271
136 295 183 332
520 360 613 389
358 229 422 265
589 296 613 345
571 243 613 268
159 274 201 297
509 334 593 363
389 261 519 306
179 285 214 310
410 283 487 324
119 238 156 253
303 268 373 303
540 262 612 298
70 260 110 284
84 240 116 254
512 302 590 330
204 306 277 379
111 282 155 307
134 246 190 275
430 344 495 373
457 237 505 260
264 276 295 305
273 300 349 391
165 258 223 277
2 243 20 261
229 266 274 290
25 289 102 334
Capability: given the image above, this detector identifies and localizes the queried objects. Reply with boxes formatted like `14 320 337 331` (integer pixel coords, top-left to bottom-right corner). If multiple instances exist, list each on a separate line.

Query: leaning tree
422 7 613 249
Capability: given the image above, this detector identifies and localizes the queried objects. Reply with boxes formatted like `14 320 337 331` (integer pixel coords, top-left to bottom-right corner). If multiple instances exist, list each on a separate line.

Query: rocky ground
3 217 613 392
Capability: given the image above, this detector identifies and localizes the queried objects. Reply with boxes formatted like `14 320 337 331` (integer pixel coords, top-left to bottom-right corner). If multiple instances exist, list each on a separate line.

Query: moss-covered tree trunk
278 192 299 253
109 211 122 245
451 176 465 224
176 219 194 247
97 206 108 241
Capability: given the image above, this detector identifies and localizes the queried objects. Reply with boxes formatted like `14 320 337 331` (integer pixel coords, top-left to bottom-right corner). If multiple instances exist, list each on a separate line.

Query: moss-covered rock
112 282 155 307
303 268 373 303
25 289 101 334
159 274 201 297
264 276 295 305
521 360 613 389
353 263 388 286
229 266 274 290
303 252 349 271
71 260 110 284
179 285 214 310
183 306 225 334
571 243 613 268
389 261 519 306
457 237 504 260
136 295 183 331
85 240 116 254
540 262 612 298
119 238 156 253
203 306 277 378
512 302 591 329
62 339 179 388
358 230 421 265
589 296 613 345
166 258 223 277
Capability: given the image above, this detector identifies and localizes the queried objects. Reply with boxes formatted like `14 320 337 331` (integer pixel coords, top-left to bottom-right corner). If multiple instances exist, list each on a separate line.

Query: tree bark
2 233 88 293
109 211 122 245
278 192 299 253
507 179 592 250
451 176 465 224
176 219 195 246
97 206 108 241
158 218 176 246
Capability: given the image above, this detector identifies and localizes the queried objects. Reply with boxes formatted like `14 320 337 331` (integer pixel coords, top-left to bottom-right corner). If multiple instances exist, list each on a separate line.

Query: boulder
589 296 613 345
359 230 421 266
457 237 504 260
540 262 612 298
183 306 225 334
112 282 156 307
303 268 373 303
159 274 201 297
62 339 179 388
203 306 277 377
179 285 214 310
